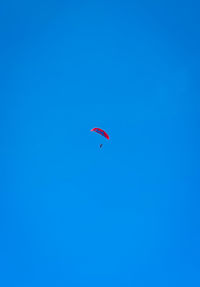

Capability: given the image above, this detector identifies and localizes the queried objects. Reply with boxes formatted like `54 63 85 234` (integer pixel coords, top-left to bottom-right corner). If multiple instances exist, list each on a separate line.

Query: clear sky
0 1 200 286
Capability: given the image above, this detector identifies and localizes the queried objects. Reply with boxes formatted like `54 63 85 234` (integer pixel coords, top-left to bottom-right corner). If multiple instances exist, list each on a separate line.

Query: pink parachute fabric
91 128 109 140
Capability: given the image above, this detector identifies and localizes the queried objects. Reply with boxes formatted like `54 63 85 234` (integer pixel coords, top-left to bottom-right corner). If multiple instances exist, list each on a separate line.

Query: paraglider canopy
90 128 110 140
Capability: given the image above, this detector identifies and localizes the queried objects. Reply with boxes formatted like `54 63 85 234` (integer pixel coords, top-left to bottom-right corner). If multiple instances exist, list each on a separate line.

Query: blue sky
0 0 200 286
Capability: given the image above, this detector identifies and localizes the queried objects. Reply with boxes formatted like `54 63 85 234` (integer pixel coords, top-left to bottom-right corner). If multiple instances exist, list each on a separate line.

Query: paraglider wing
91 128 109 140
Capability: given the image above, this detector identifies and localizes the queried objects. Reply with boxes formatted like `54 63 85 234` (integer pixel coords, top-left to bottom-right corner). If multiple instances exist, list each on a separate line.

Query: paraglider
91 127 110 148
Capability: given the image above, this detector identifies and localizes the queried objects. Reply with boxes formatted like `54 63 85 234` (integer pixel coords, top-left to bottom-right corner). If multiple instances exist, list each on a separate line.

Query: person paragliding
91 127 110 148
